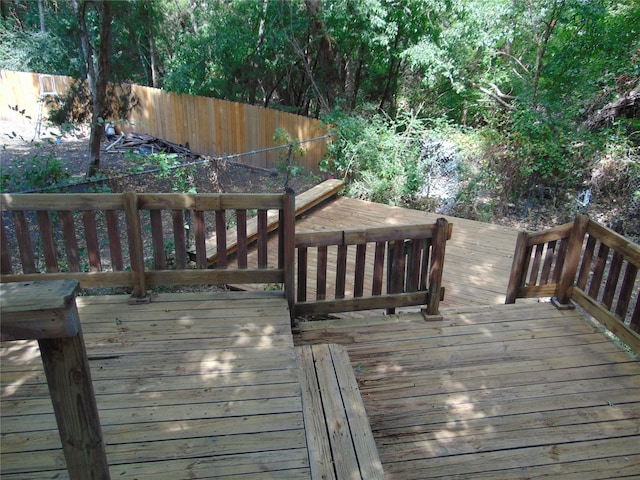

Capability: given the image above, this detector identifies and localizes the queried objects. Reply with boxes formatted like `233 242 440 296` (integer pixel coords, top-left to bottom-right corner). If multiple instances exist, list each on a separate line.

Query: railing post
0 280 111 480
282 188 296 326
505 230 530 304
554 213 589 305
426 218 448 316
123 192 149 302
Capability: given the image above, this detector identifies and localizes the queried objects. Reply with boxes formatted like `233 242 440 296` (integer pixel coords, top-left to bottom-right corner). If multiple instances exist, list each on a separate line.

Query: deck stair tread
296 343 385 480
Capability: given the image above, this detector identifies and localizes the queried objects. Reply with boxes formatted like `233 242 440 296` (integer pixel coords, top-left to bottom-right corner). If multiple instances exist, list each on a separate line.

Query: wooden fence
0 69 328 172
506 213 640 353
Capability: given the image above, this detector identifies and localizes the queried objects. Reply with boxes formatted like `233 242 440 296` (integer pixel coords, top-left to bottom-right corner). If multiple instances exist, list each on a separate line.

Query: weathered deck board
295 301 640 479
1 291 309 479
232 194 519 311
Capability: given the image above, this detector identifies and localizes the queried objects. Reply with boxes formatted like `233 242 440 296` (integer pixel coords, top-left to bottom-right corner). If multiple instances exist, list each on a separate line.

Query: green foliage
1 151 71 193
47 79 138 127
126 151 197 193
322 110 427 205
273 127 305 177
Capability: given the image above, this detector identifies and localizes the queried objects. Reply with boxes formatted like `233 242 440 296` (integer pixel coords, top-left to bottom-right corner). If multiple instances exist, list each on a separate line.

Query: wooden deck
296 301 640 479
1 291 309 479
232 192 519 310
293 196 518 308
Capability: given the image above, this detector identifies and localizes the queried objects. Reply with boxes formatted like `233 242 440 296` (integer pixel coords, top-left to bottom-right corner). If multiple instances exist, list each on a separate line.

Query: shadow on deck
1 292 638 479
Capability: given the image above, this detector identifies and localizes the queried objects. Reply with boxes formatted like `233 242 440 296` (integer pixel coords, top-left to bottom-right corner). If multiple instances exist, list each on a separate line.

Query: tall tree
72 0 113 177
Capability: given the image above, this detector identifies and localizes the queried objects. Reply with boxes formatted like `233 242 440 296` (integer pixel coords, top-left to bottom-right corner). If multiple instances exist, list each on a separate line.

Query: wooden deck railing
506 213 640 353
0 191 295 310
294 218 451 318
1 192 451 321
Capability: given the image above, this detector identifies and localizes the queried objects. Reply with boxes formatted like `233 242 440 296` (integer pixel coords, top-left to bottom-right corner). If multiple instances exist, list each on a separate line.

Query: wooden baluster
215 209 227 268
12 211 36 273
60 211 80 272
528 243 545 286
105 210 124 271
297 247 308 302
257 210 268 268
354 243 367 298
149 210 166 270
172 210 187 269
419 238 432 291
82 211 101 272
236 209 248 268
37 211 59 272
0 217 13 274
194 210 207 269
588 241 610 300
539 240 556 285
317 245 328 300
406 239 422 292
615 263 638 321
551 238 569 284
335 243 347 299
372 241 385 296
602 251 624 310
576 234 596 290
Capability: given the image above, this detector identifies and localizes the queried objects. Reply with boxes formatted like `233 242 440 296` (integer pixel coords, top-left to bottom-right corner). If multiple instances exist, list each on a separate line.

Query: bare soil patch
0 120 321 196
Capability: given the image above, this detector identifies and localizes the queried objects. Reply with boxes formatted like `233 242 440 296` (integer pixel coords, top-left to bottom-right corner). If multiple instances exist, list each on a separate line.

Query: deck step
295 343 385 480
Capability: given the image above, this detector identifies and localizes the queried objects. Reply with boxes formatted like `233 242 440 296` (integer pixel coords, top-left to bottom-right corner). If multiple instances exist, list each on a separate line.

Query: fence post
282 188 296 326
426 218 448 316
123 192 149 302
554 213 589 306
505 231 530 304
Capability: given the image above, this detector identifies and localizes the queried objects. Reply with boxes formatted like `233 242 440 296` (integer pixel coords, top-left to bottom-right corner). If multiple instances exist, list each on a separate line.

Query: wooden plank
215 209 227 267
36 210 59 272
312 344 362 479
202 181 343 264
12 210 36 273
236 209 248 268
0 216 13 274
1 291 310 479
328 344 385 479
105 210 124 271
172 209 187 269
123 192 147 297
194 210 207 268
82 210 101 272
149 209 166 270
296 345 336 480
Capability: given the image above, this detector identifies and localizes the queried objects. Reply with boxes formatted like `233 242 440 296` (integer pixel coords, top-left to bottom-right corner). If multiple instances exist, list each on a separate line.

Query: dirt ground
0 120 321 196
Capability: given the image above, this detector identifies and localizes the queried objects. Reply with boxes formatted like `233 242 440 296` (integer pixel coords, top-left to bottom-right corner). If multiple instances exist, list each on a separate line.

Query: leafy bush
1 151 70 193
322 111 429 205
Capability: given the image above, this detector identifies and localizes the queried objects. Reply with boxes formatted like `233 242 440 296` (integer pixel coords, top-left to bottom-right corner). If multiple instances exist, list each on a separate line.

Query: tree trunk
73 0 112 178
38 0 46 33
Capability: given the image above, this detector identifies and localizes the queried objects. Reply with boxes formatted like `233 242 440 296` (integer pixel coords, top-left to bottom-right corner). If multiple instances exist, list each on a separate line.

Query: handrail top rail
586 219 640 265
295 220 452 248
0 191 288 212
525 221 573 245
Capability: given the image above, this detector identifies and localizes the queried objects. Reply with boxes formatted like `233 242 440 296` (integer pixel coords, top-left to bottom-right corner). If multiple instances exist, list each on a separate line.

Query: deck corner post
123 191 148 300
426 217 448 316
505 230 530 304
282 188 296 326
555 214 589 305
